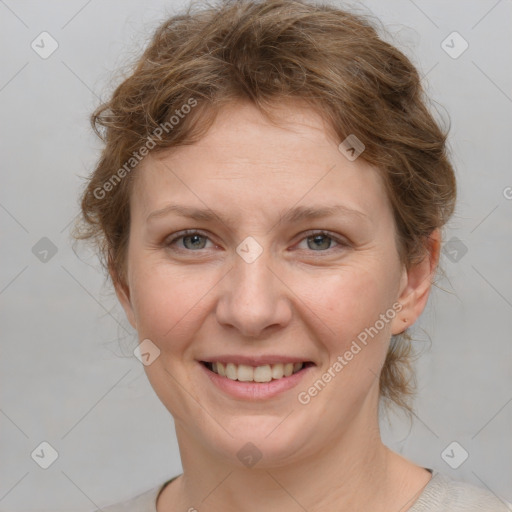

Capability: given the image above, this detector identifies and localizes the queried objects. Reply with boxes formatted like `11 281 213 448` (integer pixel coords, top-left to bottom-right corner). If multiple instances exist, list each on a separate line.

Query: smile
202 361 314 382
199 359 316 400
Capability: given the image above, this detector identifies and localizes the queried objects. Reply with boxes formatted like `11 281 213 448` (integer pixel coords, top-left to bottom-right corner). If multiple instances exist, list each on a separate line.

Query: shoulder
90 478 174 512
410 471 512 512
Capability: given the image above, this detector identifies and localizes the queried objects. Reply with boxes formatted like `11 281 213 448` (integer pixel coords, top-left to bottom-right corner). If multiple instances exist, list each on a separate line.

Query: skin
114 99 440 511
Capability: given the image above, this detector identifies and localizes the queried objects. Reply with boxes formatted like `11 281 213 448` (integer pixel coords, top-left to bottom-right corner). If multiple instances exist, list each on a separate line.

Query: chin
200 413 322 468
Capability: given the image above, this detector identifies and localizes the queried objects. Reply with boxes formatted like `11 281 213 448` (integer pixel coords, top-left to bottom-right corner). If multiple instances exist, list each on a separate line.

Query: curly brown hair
73 0 457 412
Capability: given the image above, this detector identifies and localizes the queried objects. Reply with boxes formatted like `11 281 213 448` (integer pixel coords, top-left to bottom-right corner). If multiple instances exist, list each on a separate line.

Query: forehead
133 101 390 220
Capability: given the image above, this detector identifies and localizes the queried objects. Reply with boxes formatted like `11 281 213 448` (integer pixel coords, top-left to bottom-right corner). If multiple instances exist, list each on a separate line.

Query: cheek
296 265 397 346
296 267 398 407
129 261 215 348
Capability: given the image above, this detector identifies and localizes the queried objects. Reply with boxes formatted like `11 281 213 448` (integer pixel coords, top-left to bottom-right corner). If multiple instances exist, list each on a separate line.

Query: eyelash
164 229 349 255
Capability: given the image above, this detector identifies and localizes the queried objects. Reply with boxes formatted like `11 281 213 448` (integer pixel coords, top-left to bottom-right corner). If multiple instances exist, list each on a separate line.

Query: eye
165 230 214 251
163 229 348 254
295 230 348 253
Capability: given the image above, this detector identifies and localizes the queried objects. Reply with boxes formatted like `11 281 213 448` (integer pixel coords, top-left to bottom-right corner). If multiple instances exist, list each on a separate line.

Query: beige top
94 471 512 511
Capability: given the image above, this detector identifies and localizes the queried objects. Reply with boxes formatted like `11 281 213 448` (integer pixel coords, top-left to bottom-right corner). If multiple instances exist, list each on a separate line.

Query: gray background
0 0 511 510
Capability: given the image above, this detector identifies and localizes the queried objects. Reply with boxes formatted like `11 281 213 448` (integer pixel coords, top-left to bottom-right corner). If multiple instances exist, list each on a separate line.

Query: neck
161 391 430 512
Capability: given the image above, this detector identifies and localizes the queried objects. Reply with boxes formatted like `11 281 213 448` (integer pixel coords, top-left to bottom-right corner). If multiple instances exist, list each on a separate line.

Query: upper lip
199 355 316 366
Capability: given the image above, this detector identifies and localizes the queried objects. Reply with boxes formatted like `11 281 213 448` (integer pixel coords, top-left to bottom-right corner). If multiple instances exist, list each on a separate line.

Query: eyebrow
146 203 369 225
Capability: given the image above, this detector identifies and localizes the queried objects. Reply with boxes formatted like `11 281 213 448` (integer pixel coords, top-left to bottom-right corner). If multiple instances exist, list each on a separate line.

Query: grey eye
182 234 208 250
306 234 334 251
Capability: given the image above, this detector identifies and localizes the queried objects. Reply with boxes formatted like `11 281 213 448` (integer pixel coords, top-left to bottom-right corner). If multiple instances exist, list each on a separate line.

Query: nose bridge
216 243 291 337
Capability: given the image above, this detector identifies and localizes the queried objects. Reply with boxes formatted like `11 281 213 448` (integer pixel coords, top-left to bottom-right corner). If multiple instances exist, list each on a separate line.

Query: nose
215 247 293 338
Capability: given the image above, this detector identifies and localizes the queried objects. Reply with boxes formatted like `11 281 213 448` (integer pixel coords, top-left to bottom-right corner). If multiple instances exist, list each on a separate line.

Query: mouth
200 360 315 383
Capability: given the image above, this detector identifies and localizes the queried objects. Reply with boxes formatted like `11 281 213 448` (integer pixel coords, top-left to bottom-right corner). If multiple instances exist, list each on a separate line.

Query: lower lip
199 362 314 400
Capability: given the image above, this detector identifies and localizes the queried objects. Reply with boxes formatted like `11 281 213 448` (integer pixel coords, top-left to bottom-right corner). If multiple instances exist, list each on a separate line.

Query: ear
391 229 441 335
109 258 137 330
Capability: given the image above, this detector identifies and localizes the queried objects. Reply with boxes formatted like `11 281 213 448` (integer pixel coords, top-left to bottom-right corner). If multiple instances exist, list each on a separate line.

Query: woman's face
116 100 431 467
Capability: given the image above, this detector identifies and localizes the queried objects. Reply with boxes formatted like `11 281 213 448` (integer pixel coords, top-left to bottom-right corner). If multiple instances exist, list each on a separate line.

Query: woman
74 0 511 510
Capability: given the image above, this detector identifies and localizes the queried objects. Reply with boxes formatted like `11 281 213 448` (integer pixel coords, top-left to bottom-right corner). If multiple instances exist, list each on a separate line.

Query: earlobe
391 229 441 336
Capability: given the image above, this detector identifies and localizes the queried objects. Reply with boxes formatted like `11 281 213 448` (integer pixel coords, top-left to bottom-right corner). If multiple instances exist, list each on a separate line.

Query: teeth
226 363 237 380
237 364 254 382
254 365 272 383
207 361 306 381
217 362 226 377
271 364 284 379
